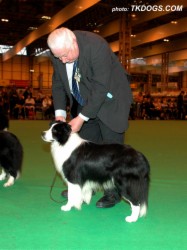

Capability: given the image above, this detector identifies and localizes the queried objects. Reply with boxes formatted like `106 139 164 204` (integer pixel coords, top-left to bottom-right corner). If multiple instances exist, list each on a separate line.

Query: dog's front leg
61 182 83 211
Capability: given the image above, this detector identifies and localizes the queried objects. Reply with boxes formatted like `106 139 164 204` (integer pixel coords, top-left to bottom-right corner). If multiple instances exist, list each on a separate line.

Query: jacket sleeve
80 37 114 118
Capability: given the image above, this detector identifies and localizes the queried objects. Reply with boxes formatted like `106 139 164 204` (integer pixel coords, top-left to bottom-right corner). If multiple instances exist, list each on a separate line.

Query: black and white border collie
41 121 150 223
0 131 23 187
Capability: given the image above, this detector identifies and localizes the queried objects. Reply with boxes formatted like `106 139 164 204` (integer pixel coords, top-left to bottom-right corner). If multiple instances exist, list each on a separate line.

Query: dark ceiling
0 0 186 56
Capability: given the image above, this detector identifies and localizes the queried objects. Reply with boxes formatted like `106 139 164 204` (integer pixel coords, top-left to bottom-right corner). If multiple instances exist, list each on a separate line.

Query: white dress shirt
55 62 88 121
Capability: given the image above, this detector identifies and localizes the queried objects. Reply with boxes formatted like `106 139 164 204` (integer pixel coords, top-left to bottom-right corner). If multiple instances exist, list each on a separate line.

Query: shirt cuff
79 113 89 121
55 109 67 119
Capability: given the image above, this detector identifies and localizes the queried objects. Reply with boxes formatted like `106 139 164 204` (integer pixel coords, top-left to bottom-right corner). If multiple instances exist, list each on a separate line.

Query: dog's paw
3 181 14 187
3 176 15 187
125 215 138 223
61 204 72 211
125 203 140 222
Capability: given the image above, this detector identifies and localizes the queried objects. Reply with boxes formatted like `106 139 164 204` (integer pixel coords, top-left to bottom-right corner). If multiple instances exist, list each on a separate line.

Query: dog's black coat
0 131 23 179
64 142 149 205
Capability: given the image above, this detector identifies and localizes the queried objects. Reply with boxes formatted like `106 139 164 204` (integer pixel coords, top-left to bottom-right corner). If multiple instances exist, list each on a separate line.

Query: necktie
72 61 85 106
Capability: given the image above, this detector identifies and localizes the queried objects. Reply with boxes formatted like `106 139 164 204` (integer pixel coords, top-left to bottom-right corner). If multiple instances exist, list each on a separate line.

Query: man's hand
69 116 84 133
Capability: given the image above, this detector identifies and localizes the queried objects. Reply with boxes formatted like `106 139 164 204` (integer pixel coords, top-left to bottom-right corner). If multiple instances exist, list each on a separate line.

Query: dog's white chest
51 142 69 172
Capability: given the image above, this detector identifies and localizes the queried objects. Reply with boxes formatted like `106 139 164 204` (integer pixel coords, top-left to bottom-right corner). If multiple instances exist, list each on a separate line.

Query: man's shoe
61 189 68 198
96 193 121 208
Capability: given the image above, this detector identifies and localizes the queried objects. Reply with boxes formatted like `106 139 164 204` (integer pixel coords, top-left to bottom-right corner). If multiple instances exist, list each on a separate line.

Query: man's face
52 41 79 64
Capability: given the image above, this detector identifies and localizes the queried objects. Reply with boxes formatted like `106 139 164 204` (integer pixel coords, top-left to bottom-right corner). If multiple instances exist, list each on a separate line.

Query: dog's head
41 121 72 145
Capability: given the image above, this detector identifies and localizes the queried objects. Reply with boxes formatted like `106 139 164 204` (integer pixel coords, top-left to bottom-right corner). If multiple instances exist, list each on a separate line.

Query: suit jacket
50 30 132 133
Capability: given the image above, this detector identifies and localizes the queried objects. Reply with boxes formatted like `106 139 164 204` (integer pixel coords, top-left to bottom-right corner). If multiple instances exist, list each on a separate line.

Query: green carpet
0 120 186 250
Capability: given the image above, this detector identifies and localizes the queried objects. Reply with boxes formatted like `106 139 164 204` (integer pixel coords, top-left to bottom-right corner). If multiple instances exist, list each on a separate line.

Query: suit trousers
71 96 125 145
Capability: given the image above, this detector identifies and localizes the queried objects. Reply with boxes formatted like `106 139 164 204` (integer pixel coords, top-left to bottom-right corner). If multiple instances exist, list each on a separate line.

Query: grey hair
47 27 76 51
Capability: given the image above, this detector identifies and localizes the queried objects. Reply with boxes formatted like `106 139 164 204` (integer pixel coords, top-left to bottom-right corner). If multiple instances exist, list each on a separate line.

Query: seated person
35 94 43 111
42 95 53 119
13 92 25 119
24 94 35 118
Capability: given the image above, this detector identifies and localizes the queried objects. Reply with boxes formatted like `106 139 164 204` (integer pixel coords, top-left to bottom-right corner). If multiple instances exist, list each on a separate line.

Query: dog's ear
63 122 72 134
53 121 72 145
55 121 72 134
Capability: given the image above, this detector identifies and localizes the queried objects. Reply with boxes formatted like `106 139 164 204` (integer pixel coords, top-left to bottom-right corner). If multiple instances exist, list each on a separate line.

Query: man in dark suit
47 27 132 208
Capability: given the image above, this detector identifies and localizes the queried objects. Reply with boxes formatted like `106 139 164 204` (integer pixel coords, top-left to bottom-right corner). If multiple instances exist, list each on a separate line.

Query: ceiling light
41 16 51 20
163 39 169 42
1 18 9 22
28 27 38 30
93 29 99 33
171 21 177 24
